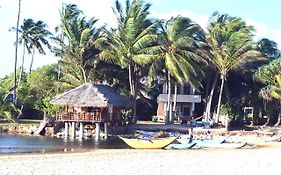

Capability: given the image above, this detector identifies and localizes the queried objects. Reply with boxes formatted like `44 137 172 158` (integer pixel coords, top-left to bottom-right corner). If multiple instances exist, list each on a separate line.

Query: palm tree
101 0 159 123
147 16 205 124
254 58 281 125
10 19 35 85
29 20 52 73
197 12 263 124
13 0 21 104
53 4 104 85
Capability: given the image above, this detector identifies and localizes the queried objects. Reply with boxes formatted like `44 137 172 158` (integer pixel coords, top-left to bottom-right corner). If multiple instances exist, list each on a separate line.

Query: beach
1 148 281 175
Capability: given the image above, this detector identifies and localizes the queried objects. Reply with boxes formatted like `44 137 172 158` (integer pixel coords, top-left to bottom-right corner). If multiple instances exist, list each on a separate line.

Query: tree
28 20 52 73
10 18 35 86
13 0 21 104
197 12 263 124
53 4 104 85
147 16 205 124
0 90 18 123
254 58 281 125
257 38 280 59
101 0 159 123
27 64 60 116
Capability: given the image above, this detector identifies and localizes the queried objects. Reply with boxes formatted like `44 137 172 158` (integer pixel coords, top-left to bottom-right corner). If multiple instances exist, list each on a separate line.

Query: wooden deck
55 112 107 122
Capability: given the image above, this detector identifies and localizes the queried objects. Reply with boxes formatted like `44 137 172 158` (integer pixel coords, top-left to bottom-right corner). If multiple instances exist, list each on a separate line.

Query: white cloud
246 18 281 48
272 29 281 48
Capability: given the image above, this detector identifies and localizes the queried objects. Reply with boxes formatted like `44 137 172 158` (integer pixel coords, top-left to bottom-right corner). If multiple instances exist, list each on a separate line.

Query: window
184 85 190 95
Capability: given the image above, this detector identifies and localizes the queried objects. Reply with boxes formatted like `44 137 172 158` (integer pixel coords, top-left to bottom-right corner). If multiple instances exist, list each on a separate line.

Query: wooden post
104 122 108 140
95 122 100 140
71 122 76 138
65 122 69 138
79 122 84 139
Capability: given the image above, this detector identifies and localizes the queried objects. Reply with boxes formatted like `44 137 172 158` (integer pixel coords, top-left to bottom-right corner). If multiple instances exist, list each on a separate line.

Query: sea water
0 134 127 154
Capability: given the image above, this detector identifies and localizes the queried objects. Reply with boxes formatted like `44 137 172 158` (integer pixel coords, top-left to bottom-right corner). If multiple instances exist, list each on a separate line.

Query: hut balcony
55 112 106 122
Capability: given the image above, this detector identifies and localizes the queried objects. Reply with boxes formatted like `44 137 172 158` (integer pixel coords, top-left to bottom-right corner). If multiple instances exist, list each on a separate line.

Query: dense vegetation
1 0 280 127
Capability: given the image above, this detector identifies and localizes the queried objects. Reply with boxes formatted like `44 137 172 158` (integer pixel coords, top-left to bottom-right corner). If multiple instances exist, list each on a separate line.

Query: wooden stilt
79 122 84 139
104 122 108 140
95 123 100 140
71 122 76 138
65 122 69 138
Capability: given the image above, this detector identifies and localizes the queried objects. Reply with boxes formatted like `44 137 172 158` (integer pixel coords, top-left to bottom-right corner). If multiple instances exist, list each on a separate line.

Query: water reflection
0 134 128 154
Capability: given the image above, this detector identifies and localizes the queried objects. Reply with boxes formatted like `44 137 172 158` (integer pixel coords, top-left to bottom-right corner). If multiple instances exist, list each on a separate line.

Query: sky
0 0 281 78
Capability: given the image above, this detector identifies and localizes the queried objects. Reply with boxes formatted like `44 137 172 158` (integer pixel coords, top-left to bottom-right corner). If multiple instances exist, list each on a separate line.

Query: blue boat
165 142 196 149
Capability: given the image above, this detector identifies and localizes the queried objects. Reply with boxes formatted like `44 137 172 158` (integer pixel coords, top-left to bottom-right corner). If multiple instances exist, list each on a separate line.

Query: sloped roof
50 83 133 108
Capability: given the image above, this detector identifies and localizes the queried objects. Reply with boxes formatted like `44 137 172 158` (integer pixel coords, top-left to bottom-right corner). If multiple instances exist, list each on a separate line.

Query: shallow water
0 134 128 154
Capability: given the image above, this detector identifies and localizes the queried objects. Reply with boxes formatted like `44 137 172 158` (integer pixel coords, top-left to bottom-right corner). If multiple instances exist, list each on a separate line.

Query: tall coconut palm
10 18 35 85
53 4 104 85
147 16 205 124
13 0 21 104
197 12 263 123
29 20 52 73
101 0 159 123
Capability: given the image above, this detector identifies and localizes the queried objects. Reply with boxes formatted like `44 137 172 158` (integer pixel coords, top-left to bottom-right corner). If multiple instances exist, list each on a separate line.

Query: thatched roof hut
51 83 133 108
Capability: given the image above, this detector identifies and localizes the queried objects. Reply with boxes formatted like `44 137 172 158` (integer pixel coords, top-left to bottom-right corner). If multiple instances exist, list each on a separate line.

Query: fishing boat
254 142 281 148
165 142 196 149
119 136 177 149
198 141 247 149
177 136 227 145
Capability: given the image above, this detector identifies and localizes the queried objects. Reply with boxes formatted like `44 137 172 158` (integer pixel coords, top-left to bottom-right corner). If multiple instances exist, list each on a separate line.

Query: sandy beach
1 148 281 175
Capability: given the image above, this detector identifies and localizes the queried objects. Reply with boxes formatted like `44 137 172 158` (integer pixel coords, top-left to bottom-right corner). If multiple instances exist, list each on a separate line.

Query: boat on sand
198 141 247 149
119 136 177 149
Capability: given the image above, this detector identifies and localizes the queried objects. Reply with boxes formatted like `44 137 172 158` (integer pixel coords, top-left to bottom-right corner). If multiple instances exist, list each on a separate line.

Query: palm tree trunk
81 67 87 83
205 73 219 121
18 41 26 88
128 65 134 95
29 47 35 74
165 72 172 124
215 74 225 124
171 83 177 124
13 0 21 105
274 114 281 126
131 65 138 123
203 78 210 114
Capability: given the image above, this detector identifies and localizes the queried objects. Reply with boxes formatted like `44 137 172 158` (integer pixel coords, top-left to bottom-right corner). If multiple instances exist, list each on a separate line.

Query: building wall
156 82 199 121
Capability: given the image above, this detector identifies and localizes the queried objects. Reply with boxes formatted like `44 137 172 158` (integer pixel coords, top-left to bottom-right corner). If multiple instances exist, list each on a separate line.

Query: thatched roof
50 83 133 108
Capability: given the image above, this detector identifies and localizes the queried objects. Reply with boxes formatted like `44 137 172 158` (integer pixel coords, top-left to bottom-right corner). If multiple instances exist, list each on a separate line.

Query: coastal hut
51 83 133 140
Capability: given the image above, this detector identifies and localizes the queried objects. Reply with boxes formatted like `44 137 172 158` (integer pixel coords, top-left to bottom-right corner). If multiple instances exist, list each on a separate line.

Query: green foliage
121 109 133 122
0 90 18 123
27 64 60 116
219 103 237 121
151 115 158 122
53 3 104 84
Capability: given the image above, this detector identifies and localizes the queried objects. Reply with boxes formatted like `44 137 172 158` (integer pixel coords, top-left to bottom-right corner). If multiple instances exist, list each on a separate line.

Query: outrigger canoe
177 136 227 145
165 142 196 149
119 136 177 149
198 141 247 149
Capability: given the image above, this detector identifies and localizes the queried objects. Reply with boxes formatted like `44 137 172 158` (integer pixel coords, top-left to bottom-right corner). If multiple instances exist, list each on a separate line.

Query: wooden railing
55 112 107 122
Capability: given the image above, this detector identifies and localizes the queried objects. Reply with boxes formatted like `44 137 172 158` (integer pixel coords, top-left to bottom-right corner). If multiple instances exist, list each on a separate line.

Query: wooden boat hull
119 136 177 149
255 142 281 148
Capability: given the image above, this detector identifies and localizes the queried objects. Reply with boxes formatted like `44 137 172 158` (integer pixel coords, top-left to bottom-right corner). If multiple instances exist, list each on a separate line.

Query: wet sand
1 148 281 175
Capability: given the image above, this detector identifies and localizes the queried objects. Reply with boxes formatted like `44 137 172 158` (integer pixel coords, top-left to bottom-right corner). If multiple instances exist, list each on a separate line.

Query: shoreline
1 148 281 175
